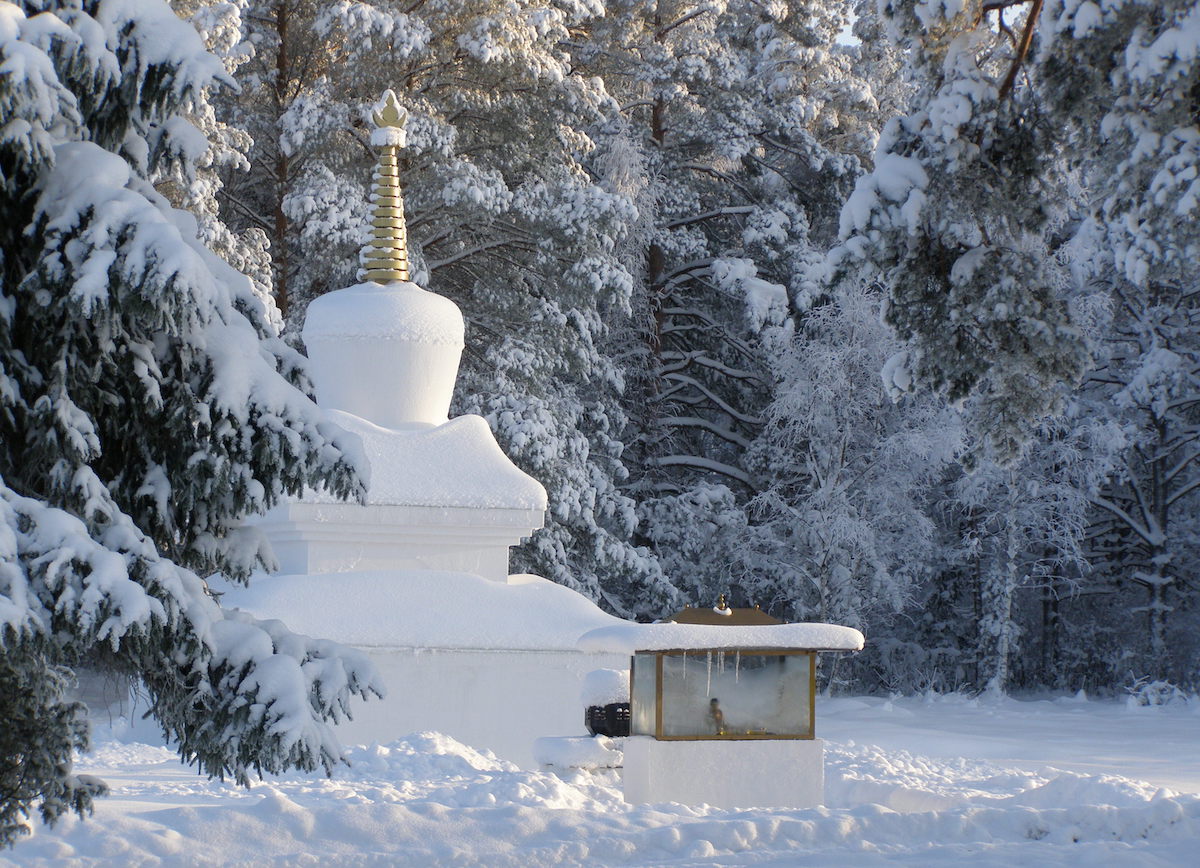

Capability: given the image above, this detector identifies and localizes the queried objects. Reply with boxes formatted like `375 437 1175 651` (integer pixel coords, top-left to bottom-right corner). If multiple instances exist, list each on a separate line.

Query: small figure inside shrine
709 698 727 735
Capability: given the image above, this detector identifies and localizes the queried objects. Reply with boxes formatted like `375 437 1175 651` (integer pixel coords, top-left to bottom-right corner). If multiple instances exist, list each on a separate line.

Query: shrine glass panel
657 651 813 739
630 653 658 736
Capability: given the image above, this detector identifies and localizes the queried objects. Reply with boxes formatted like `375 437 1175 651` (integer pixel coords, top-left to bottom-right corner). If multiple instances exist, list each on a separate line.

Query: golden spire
360 90 410 284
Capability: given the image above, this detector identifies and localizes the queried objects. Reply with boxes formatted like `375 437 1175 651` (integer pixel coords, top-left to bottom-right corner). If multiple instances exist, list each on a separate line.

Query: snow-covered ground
4 694 1198 866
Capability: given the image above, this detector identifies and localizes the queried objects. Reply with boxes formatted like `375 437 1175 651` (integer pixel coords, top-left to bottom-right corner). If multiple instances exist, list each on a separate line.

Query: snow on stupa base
217 569 629 769
623 737 825 809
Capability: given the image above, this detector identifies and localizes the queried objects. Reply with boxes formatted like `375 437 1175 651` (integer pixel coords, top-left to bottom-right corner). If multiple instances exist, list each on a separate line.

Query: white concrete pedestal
622 737 824 809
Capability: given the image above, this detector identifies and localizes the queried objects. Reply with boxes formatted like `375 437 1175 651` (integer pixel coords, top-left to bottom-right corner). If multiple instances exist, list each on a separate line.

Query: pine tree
0 0 380 843
832 0 1090 463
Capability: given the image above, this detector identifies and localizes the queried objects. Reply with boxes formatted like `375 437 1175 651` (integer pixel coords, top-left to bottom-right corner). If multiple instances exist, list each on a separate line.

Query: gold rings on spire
360 90 410 284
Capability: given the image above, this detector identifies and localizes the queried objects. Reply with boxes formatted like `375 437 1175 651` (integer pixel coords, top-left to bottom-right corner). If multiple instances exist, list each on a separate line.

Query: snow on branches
0 480 381 782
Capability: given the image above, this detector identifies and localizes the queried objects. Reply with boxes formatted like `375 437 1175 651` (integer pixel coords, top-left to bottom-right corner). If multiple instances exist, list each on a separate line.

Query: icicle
735 650 741 683
706 651 712 697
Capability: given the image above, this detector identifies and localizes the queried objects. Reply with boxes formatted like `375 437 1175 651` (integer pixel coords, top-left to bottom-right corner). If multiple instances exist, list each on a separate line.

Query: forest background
186 0 1200 698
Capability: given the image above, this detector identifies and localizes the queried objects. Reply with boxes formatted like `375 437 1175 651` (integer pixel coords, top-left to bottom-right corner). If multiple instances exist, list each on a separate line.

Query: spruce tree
0 0 379 844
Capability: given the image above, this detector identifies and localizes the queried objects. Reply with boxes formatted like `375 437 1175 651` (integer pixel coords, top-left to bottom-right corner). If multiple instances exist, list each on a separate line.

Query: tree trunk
272 2 291 319
647 3 666 366
1040 577 1060 685
1146 417 1171 676
982 476 1020 694
1147 576 1168 671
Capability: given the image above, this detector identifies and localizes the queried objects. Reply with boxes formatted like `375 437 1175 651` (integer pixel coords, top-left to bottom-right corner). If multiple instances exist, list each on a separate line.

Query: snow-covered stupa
254 92 545 581
225 92 629 768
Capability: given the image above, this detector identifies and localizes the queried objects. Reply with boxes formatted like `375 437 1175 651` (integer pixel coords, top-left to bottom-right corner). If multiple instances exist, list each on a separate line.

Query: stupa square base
256 501 542 581
622 737 824 809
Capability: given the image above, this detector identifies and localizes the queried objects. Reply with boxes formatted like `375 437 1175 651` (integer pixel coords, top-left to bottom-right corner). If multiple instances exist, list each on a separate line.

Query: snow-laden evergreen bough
0 0 381 845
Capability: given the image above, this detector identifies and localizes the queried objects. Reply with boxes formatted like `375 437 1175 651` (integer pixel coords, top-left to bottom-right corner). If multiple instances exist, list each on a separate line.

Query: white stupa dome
303 281 465 429
303 280 463 344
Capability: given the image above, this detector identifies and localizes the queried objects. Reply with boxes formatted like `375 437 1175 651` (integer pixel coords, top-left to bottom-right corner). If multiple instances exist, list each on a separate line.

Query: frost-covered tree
838 1 1200 463
1042 1 1200 679
745 282 959 630
0 0 381 843
833 0 1090 462
1078 269 1200 679
938 410 1120 692
582 0 874 483
820 1 1200 687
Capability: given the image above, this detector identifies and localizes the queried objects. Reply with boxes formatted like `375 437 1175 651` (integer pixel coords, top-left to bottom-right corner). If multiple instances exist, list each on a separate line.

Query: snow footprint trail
4 732 1200 867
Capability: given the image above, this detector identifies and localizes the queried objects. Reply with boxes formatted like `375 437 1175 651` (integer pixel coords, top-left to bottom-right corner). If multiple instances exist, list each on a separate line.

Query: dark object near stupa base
585 702 630 737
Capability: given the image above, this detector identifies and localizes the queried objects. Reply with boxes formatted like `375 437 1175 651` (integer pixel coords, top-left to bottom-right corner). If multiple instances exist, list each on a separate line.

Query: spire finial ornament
360 89 410 284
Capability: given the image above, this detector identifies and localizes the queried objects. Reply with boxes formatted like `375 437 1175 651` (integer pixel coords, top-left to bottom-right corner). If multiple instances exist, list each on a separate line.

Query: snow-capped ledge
219 570 625 652
315 410 546 510
577 622 865 654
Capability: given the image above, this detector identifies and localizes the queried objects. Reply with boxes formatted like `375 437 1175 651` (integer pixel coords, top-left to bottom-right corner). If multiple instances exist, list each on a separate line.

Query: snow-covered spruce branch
673 162 758 203
655 8 710 41
1166 476 1200 509
427 238 536 271
659 351 765 385
658 373 765 427
1087 495 1162 549
0 479 383 784
657 416 752 449
650 455 752 487
659 309 760 362
655 260 713 293
663 207 754 230
1163 448 1200 487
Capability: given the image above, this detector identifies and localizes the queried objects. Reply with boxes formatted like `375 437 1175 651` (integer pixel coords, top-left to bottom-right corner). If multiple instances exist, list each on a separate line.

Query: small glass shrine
579 597 863 808
629 598 816 741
